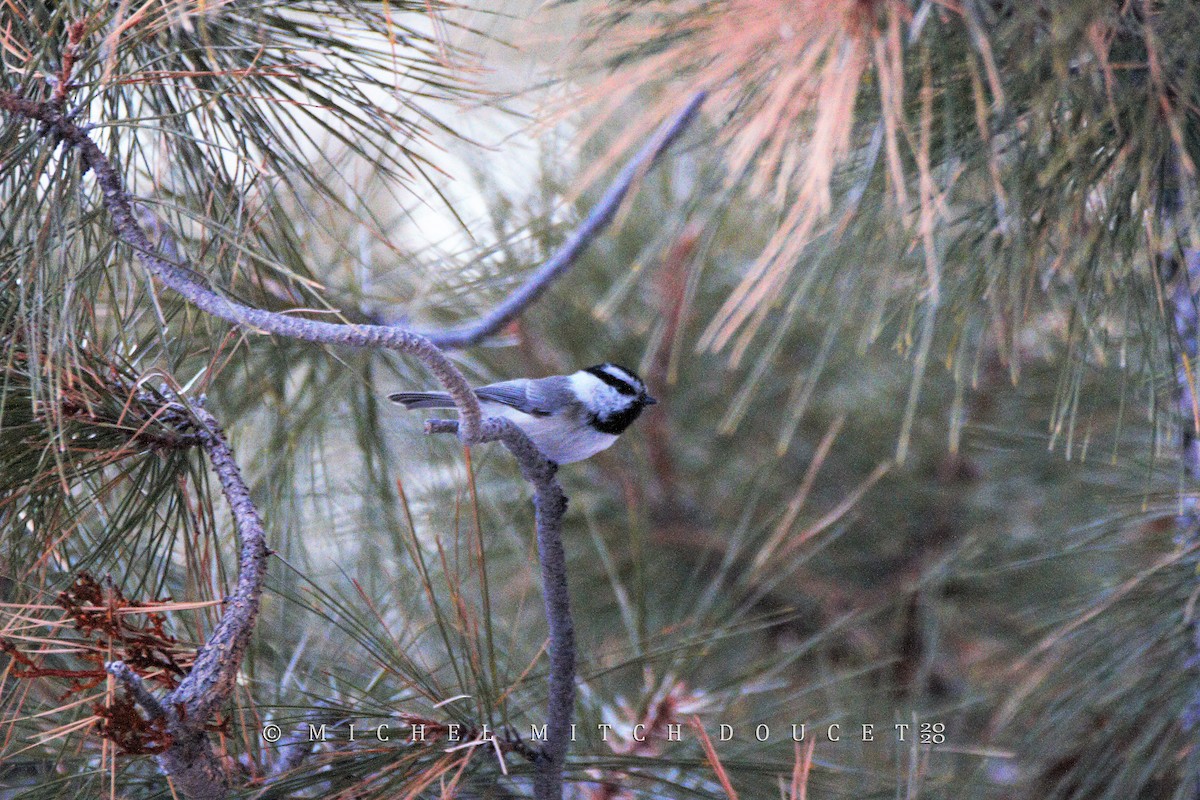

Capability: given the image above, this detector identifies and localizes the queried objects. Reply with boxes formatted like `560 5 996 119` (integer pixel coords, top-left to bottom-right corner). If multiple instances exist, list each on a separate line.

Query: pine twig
102 400 266 800
427 418 571 799
172 405 271 722
0 88 705 436
0 92 484 443
1159 148 1200 741
420 91 707 349
106 660 167 721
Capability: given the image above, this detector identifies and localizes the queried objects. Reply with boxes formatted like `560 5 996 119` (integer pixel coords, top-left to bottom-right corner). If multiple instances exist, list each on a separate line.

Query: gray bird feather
389 377 571 417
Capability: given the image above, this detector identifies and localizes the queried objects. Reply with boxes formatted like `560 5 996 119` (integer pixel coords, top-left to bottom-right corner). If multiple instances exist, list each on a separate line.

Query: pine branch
103 398 267 800
130 91 706 350
0 92 484 443
172 405 271 721
420 91 707 349
426 418 571 799
0 89 704 434
269 707 341 779
1161 151 1200 737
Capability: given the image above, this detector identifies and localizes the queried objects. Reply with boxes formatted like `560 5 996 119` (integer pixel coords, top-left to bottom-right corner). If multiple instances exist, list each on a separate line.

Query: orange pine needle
691 715 740 800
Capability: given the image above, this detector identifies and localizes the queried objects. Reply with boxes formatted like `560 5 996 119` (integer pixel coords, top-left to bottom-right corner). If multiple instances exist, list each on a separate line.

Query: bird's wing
475 379 553 416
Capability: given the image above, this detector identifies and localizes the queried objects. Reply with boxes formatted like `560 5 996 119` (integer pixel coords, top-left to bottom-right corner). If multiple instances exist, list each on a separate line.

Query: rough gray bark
106 403 268 800
1158 152 1200 739
427 418 571 798
1165 241 1200 734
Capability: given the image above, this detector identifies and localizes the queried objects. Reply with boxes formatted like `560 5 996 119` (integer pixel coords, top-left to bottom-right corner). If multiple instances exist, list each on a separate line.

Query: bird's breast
478 401 616 463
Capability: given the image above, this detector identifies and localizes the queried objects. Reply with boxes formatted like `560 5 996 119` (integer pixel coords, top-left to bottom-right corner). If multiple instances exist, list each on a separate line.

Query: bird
389 363 657 464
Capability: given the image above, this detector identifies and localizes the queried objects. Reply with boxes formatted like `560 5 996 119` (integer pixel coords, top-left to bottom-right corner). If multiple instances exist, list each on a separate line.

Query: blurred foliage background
4 0 1200 798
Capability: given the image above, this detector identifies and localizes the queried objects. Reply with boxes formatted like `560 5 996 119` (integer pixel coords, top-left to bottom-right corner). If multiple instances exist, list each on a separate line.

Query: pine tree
6 1 1200 799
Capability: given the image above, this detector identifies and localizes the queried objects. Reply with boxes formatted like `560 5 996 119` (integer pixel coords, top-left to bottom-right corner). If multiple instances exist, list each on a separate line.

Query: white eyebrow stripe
600 364 641 390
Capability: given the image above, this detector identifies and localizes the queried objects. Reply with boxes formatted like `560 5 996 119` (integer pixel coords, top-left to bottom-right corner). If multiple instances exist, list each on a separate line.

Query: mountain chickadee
389 363 657 464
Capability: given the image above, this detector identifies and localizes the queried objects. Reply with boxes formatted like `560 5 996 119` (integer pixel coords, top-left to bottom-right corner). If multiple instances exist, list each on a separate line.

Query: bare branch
172 405 270 722
105 660 166 721
0 92 483 443
1 88 704 442
269 708 341 778
1161 150 1200 735
101 397 270 800
139 92 707 349
427 418 572 800
421 91 707 349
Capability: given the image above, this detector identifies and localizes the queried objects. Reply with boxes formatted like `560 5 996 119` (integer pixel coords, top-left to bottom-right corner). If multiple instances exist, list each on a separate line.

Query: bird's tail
388 391 457 410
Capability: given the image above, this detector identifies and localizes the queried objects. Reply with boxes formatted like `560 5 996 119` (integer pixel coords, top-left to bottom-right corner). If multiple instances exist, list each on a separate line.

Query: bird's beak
644 395 658 406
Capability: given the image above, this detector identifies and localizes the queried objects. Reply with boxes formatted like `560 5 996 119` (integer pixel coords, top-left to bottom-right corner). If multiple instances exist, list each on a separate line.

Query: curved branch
421 91 707 349
103 401 269 800
427 418 571 800
0 89 705 439
171 406 270 721
0 92 483 442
